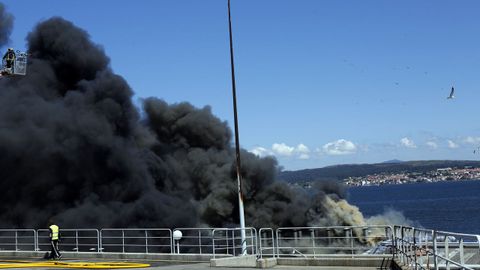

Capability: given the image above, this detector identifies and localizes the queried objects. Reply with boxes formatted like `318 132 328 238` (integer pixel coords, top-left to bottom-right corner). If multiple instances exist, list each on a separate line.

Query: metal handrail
259 228 274 258
171 228 221 254
212 227 257 258
0 229 36 251
393 226 480 270
100 228 172 254
0 225 476 270
276 225 394 258
37 229 100 252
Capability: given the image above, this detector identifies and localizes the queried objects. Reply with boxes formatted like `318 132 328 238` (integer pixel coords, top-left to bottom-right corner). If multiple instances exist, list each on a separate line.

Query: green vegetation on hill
278 160 480 183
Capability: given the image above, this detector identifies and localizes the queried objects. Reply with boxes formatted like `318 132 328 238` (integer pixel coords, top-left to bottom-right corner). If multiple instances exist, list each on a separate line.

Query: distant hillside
278 160 480 183
381 159 404 164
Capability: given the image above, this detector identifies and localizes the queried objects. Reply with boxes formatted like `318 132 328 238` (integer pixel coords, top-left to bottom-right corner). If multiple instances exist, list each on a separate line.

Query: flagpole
227 0 247 255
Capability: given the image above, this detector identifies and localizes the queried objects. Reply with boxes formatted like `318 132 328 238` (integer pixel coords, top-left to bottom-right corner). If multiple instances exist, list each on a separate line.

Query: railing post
271 229 275 258
259 229 263 258
404 227 409 266
413 228 417 270
400 227 405 265
444 237 449 270
224 229 228 255
170 229 174 254
459 238 464 265
275 229 280 258
403 227 407 266
420 230 426 270
97 229 101 253
212 229 217 259
253 228 256 256
15 230 18 251
247 228 251 255
392 226 397 259
311 229 316 258
145 230 148 254
38 229 42 252
254 228 258 256
409 227 414 269
350 228 354 257
198 230 202 254
327 229 333 246
34 230 38 251
75 230 79 252
406 227 411 267
231 230 235 256
122 230 125 253
433 230 438 270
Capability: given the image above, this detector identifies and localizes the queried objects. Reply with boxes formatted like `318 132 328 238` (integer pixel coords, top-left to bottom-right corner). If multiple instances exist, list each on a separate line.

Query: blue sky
2 0 480 170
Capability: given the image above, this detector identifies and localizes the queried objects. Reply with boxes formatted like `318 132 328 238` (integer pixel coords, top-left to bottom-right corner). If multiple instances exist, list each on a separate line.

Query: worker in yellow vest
48 221 62 259
2 48 15 69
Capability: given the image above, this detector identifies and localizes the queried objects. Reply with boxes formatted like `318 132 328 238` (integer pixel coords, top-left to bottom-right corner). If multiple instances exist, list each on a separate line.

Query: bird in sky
447 86 455 99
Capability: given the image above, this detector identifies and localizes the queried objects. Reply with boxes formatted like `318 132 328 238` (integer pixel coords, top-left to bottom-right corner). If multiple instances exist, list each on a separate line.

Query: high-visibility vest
5 52 14 61
49 225 59 240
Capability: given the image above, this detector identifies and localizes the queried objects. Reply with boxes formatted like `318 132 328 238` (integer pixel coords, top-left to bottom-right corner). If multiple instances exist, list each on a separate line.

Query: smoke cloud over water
0 15 407 231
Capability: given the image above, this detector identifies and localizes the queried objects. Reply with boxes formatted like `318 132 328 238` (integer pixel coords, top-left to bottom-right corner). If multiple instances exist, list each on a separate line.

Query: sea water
347 180 480 234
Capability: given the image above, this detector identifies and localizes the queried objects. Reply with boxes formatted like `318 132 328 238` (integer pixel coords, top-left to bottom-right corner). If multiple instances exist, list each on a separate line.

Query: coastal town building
344 167 480 186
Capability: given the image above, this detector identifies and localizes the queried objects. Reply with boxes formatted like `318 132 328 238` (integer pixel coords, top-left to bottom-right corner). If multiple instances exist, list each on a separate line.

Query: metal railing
100 228 172 254
275 225 393 258
393 225 480 270
37 229 100 252
258 228 275 258
0 229 36 251
0 225 477 270
212 227 257 258
171 228 220 254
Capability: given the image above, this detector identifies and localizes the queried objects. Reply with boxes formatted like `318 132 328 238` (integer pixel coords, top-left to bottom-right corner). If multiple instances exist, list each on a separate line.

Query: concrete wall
277 256 392 268
210 255 392 269
256 258 277 268
210 255 257 267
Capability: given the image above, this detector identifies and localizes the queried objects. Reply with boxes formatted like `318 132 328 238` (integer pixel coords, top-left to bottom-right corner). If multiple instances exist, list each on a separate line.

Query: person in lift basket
47 221 62 260
2 48 15 69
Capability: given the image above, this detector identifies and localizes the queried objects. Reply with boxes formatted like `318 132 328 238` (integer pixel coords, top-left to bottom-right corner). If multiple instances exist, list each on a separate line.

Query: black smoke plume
0 3 13 48
0 16 365 230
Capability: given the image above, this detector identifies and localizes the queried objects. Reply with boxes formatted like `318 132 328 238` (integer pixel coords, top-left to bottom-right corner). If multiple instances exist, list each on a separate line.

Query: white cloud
426 141 438 149
447 140 459 149
264 143 312 159
296 143 309 152
400 137 416 148
296 143 310 159
464 136 480 145
272 143 295 156
250 146 271 157
323 139 357 155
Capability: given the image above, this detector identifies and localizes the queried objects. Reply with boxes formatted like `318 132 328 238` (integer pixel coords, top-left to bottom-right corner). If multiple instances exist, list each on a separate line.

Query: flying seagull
447 86 455 99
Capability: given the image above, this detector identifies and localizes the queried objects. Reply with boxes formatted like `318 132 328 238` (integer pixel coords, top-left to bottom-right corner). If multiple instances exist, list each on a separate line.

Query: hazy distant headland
278 160 480 186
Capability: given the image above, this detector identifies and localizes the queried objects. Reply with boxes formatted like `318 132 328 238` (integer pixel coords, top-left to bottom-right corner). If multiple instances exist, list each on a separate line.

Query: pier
0 225 478 269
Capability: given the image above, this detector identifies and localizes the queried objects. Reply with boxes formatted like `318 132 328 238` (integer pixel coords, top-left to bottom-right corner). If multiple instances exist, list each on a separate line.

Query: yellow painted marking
0 260 150 268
